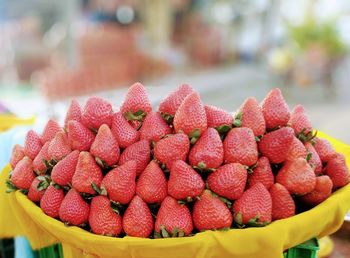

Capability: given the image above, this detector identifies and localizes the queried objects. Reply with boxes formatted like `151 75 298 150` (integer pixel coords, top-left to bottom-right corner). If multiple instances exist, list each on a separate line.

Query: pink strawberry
48 131 71 161
139 112 172 142
41 119 62 144
59 188 90 226
123 195 154 238
118 139 150 176
204 105 233 131
207 163 247 200
289 105 312 135
261 88 290 130
223 127 258 166
67 120 95 151
168 160 205 200
111 112 140 149
324 154 349 189
188 128 224 169
33 142 50 175
51 150 79 186
313 137 337 163
269 183 295 220
101 160 137 204
276 158 316 195
40 185 64 218
136 161 167 204
72 152 103 194
64 99 82 128
248 157 274 190
286 137 307 161
301 176 333 206
258 127 294 164
233 183 272 226
154 133 190 170
10 157 35 190
90 124 120 167
81 96 113 130
305 142 322 174
193 190 233 231
24 130 42 160
28 177 49 202
10 144 25 169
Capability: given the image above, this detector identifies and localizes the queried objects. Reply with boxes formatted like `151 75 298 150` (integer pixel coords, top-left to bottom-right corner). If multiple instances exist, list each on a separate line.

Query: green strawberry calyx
124 110 147 122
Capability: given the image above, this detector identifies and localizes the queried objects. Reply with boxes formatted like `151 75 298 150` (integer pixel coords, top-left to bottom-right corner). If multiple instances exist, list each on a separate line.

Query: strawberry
136 161 167 204
120 82 152 121
286 137 307 161
204 105 233 132
72 152 103 194
10 144 25 169
48 131 71 161
188 128 224 169
33 142 50 175
24 130 42 160
41 119 62 144
90 124 120 167
154 133 190 170
207 163 247 200
304 142 322 174
10 157 35 190
118 139 150 176
248 157 274 190
168 160 205 200
155 196 193 237
59 188 90 226
233 183 272 226
101 160 137 204
128 120 142 130
89 196 122 236
237 97 266 136
28 177 49 202
192 190 233 231
289 105 312 136
139 112 172 142
261 88 290 130
123 195 154 238
270 183 295 220
301 176 333 206
64 99 82 128
276 158 316 195
324 154 349 189
223 127 258 166
313 137 337 163
40 185 64 218
81 96 113 130
173 92 207 141
67 120 95 151
111 112 140 149
51 150 79 186
258 127 294 164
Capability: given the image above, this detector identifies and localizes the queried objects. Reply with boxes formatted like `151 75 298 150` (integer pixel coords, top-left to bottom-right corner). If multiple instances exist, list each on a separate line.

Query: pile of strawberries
6 83 349 238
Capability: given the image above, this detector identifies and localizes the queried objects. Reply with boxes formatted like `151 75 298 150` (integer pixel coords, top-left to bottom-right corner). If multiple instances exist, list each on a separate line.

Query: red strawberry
289 105 312 135
40 185 64 218
41 119 62 144
120 82 152 121
67 120 95 151
28 177 49 202
270 183 295 220
51 150 79 186
223 127 258 166
168 160 205 200
24 130 42 160
128 120 142 130
233 183 272 226
139 112 172 142
286 137 307 161
59 188 90 226
324 154 349 189
10 157 35 190
118 139 150 176
48 131 71 161
301 176 333 206
154 133 190 170
90 124 120 167
193 190 233 231
248 157 274 190
10 144 25 169
261 88 290 130
159 84 194 118
33 142 50 175
237 97 266 136
72 152 103 194
207 163 247 200
173 92 207 140
81 96 113 130
101 160 137 204
313 137 337 163
123 195 153 238
64 99 82 128
304 142 322 174
276 158 316 195
89 196 122 236
188 128 224 169
204 105 233 131
136 161 167 204
258 127 294 164
155 196 193 237
111 112 140 149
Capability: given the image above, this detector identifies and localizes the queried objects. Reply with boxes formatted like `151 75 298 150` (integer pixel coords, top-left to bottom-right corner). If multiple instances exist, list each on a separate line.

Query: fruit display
5 83 350 239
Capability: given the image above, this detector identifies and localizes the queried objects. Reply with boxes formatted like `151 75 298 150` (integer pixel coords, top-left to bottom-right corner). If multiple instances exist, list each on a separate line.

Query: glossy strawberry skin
139 112 172 142
33 142 50 175
40 185 65 218
286 137 307 161
28 177 46 202
204 105 233 128
41 120 62 144
24 130 42 160
301 176 333 206
120 82 152 117
11 157 35 190
248 157 274 190
270 183 295 220
64 99 82 128
324 154 349 190
239 97 266 136
67 120 95 151
313 138 337 163
289 105 312 135
10 144 25 169
81 96 113 130
51 150 80 186
305 142 322 174
159 84 194 116
111 112 140 149
48 131 71 161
